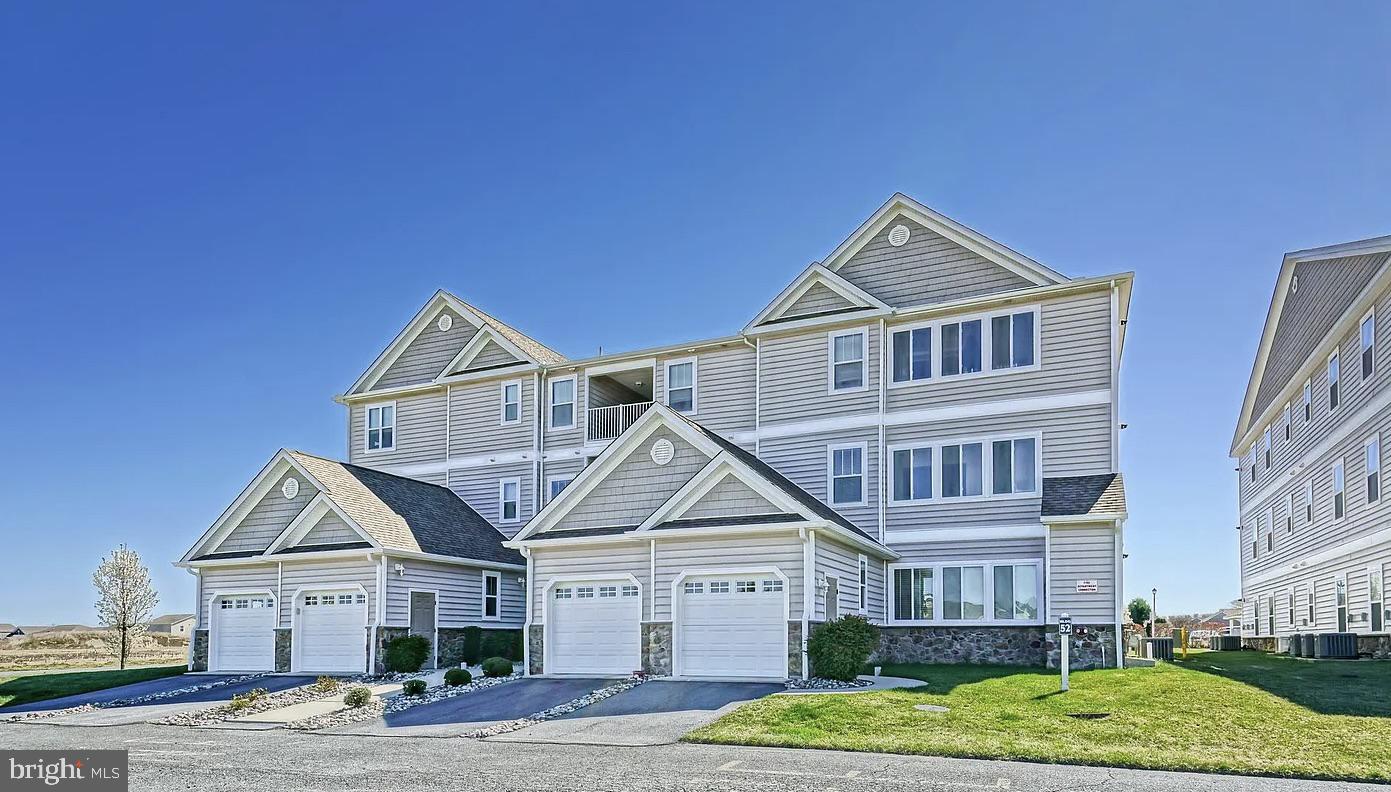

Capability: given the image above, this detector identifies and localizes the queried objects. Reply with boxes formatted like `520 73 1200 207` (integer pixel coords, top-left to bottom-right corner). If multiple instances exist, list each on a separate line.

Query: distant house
147 614 196 636
0 624 22 638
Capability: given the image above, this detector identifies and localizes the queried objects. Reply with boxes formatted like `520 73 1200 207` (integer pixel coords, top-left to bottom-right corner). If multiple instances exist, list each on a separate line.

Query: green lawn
685 652 1391 782
0 665 185 710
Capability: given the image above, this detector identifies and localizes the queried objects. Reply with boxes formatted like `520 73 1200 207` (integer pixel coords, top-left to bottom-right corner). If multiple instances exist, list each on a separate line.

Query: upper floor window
990 311 1036 370
1367 435 1381 504
1302 379 1312 423
482 571 500 620
942 442 985 498
829 330 866 392
890 446 933 502
1282 403 1291 442
1333 459 1346 520
1286 491 1295 534
547 476 572 501
1248 443 1256 483
665 358 697 413
1362 310 1376 379
941 319 982 377
1265 507 1274 552
366 403 395 451
549 377 576 429
991 438 1038 495
828 444 865 506
1253 517 1262 559
858 555 869 611
499 478 520 524
1262 427 1272 469
500 381 522 425
1328 351 1341 411
890 326 932 383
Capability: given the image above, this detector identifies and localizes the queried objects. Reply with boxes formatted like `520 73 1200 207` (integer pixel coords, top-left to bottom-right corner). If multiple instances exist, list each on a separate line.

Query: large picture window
891 561 1042 625
889 434 1039 505
890 306 1038 386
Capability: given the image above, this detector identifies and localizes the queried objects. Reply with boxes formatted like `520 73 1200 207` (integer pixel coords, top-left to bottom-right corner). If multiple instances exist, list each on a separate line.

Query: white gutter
877 317 887 543
1114 520 1126 669
800 528 812 680
521 547 533 676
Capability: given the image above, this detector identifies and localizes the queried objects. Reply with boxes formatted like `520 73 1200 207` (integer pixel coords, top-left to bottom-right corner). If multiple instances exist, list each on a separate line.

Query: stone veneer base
274 629 292 672
191 629 209 672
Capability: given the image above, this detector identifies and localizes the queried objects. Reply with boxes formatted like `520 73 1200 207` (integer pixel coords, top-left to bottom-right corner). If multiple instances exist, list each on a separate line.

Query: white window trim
1362 307 1376 380
498 477 522 525
887 558 1043 627
887 432 1042 506
1282 403 1291 443
1302 378 1313 423
1306 584 1316 628
1332 457 1347 522
888 304 1041 390
482 570 501 621
548 375 577 430
858 554 869 613
664 356 698 415
1262 426 1272 469
1305 480 1315 524
1367 433 1381 505
499 380 523 426
363 401 397 454
827 327 870 394
1285 587 1295 627
826 441 869 508
1328 349 1341 412
545 475 573 503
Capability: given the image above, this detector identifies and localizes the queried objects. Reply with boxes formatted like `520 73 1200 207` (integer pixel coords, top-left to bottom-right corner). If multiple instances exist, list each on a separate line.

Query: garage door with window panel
547 582 640 675
212 595 275 672
676 574 786 679
296 591 368 673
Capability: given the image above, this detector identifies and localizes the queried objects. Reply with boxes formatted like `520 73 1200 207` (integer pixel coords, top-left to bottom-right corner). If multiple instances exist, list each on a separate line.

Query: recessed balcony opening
586 366 654 443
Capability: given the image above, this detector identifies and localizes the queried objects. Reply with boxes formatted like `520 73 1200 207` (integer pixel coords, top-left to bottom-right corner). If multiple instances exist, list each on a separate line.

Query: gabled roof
436 324 532 380
1041 474 1126 519
148 613 195 625
345 290 564 396
745 263 891 332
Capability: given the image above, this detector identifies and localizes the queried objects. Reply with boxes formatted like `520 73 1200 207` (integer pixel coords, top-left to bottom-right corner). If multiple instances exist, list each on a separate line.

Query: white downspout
877 317 887 544
522 547 533 676
1115 519 1126 669
533 371 543 513
754 337 762 457
370 554 386 673
188 568 201 670
802 528 814 680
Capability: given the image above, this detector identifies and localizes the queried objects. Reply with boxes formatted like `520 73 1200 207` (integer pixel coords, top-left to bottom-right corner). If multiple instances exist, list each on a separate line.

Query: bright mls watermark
1 751 127 791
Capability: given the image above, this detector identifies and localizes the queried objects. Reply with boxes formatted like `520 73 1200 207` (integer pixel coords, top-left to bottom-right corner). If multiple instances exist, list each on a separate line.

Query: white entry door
677 574 787 679
212 595 275 672
547 581 641 675
296 590 367 673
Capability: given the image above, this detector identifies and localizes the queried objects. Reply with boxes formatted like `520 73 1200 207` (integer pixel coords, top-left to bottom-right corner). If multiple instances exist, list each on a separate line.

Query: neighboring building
1232 236 1391 648
0 624 21 639
179 193 1133 677
146 614 196 636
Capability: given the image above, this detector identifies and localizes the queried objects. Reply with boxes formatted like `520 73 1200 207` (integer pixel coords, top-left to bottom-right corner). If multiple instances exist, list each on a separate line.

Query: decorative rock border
5 673 268 722
785 677 873 691
289 672 522 731
153 672 426 727
462 675 652 738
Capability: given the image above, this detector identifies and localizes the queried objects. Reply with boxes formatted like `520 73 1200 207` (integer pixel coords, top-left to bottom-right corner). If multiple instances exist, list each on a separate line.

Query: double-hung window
500 381 521 425
829 330 866 391
1266 595 1275 636
1329 350 1341 410
482 571 500 620
990 311 1036 370
890 446 933 502
549 377 575 429
1306 586 1316 627
1282 403 1291 442
1303 379 1312 423
665 358 696 413
366 403 395 451
858 555 869 611
499 478 520 524
1266 507 1274 553
890 326 932 383
1286 491 1295 534
1262 427 1272 469
1333 459 1346 520
940 319 982 377
1305 480 1314 523
1252 519 1260 559
991 438 1037 495
547 476 572 502
1248 443 1257 483
1363 310 1376 379
828 444 865 506
1369 435 1382 504
1287 589 1295 627
942 442 984 498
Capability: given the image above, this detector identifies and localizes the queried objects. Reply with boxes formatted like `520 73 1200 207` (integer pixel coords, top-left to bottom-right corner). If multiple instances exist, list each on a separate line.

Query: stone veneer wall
642 623 672 675
1046 625 1118 670
374 626 408 673
274 629 292 672
875 626 1048 667
1358 634 1391 659
787 621 803 678
1241 636 1278 652
435 628 524 668
527 625 544 675
191 629 209 672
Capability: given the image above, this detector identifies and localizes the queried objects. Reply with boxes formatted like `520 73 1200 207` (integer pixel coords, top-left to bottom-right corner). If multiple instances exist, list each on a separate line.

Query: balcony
587 401 655 443
585 365 655 443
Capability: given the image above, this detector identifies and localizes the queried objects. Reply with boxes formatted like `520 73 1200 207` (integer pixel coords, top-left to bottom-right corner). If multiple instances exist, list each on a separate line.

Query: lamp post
1151 587 1158 637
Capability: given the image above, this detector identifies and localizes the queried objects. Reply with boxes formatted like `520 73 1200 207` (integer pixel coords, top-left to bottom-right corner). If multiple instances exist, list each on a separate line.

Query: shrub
444 667 472 687
312 676 340 694
229 687 268 711
460 626 484 665
383 634 431 673
480 630 521 661
402 679 428 696
343 686 372 708
808 615 880 681
481 656 513 678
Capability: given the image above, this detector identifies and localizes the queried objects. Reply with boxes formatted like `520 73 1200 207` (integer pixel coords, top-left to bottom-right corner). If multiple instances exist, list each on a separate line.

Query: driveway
490 680 782 746
6 675 314 726
328 677 606 737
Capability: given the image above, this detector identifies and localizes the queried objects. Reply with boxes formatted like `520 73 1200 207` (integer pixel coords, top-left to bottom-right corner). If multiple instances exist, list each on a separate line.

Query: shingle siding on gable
785 282 855 318
375 307 476 390
680 474 780 520
467 339 521 371
552 427 711 532
301 512 358 546
1249 252 1387 432
214 471 317 554
836 216 1036 309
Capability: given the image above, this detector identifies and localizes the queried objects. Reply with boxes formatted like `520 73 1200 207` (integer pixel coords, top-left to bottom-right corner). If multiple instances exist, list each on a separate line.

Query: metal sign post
1058 613 1073 692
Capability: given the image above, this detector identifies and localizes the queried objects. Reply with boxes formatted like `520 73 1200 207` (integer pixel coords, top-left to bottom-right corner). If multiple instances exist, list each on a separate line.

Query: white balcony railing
587 401 655 443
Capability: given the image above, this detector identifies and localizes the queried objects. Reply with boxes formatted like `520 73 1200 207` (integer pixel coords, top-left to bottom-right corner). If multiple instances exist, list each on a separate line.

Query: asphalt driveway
489 680 782 746
328 677 607 737
5 675 314 726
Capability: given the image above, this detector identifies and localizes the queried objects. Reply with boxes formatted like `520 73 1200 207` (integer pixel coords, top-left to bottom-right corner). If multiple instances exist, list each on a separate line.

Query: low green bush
808 615 880 681
343 686 372 708
481 656 513 678
460 626 484 665
402 679 427 696
444 667 472 687
312 676 340 694
383 634 431 673
480 630 522 661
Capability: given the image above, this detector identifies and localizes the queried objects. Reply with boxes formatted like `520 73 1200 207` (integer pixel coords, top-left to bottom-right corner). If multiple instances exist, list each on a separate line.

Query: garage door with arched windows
675 572 788 679
294 589 368 673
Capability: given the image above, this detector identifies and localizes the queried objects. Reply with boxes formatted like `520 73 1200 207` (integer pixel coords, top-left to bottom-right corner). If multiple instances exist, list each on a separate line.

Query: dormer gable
181 450 329 561
437 325 532 381
745 263 889 332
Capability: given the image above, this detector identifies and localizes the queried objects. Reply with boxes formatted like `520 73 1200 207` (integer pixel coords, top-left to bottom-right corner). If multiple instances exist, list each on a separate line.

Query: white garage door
548 581 641 675
677 575 787 679
212 595 275 672
296 591 367 673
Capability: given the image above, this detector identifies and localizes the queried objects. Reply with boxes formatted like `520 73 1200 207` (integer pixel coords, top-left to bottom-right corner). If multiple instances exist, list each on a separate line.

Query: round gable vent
281 477 300 500
888 224 911 247
437 313 454 332
650 438 675 466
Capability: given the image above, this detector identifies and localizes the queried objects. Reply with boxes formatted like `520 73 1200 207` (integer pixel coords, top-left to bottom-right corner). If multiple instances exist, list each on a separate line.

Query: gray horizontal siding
543 375 586 448
348 391 448 470
654 344 756 436
553 427 710 532
385 558 524 628
448 377 534 457
1047 524 1116 624
376 308 476 390
760 324 880 425
1243 544 1391 636
540 458 585 506
785 282 855 318
759 427 879 539
653 533 804 621
214 471 317 554
815 535 880 622
529 542 652 621
448 462 535 539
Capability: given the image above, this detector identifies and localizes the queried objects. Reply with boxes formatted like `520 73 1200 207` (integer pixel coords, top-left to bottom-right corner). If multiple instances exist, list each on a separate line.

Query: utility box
1301 633 1316 656
1143 637 1174 661
1315 632 1358 659
1288 634 1303 657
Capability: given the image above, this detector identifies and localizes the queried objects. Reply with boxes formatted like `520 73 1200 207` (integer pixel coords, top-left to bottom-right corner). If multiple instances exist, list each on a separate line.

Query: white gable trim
745 263 891 332
263 493 379 555
435 325 533 381
510 404 721 541
179 450 331 563
636 457 807 531
821 193 1067 287
346 290 489 396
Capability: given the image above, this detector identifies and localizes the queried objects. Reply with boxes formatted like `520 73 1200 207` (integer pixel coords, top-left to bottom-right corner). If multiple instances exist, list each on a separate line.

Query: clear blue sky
3 3 1389 624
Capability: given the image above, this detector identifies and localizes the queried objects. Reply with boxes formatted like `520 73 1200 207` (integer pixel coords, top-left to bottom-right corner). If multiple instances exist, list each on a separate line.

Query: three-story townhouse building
1232 235 1391 657
179 193 1132 677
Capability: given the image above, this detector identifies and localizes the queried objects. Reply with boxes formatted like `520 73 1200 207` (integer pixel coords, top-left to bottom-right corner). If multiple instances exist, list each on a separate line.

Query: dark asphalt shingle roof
653 513 804 531
271 541 374 555
193 549 265 561
1041 474 1127 518
523 525 638 541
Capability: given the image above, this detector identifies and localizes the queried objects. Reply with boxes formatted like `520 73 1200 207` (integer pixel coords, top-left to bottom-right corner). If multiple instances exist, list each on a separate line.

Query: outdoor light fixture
393 563 405 576
815 574 829 595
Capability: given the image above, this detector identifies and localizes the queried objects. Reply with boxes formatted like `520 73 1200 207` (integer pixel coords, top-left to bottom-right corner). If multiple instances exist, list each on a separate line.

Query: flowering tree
93 545 159 669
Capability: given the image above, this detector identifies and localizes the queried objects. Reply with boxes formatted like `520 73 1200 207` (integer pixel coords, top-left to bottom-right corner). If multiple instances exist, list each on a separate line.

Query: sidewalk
225 669 448 728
